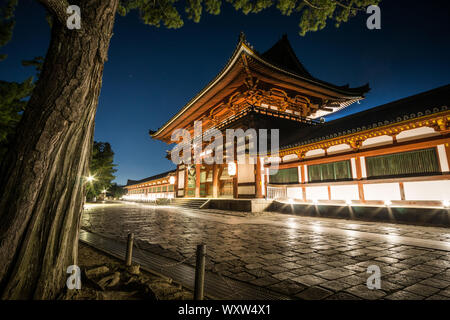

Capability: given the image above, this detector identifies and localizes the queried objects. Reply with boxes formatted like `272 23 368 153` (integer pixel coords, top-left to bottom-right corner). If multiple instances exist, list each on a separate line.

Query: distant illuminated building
123 170 176 201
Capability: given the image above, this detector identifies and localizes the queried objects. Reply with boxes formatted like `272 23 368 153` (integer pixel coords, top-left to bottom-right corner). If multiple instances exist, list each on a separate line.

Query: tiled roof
151 33 369 140
125 169 176 187
281 84 450 149
261 34 313 78
259 34 370 97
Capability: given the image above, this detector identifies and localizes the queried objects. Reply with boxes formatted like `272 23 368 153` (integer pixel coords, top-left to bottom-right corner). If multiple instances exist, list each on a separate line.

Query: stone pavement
81 202 450 300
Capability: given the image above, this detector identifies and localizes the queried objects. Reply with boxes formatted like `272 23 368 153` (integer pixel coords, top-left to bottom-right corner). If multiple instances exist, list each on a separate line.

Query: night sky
1 0 449 185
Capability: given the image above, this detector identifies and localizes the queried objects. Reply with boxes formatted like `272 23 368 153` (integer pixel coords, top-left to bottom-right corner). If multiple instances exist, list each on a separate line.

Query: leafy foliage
0 0 17 61
0 0 381 181
21 56 44 77
0 0 44 161
0 57 43 161
86 142 118 200
118 0 380 35
109 183 127 199
0 78 33 159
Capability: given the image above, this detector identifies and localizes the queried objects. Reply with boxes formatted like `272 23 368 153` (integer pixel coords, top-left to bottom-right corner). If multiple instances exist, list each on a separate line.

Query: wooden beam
274 136 450 170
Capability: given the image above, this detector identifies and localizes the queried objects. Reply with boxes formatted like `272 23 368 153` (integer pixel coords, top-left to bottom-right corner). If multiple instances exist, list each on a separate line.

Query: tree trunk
0 0 118 299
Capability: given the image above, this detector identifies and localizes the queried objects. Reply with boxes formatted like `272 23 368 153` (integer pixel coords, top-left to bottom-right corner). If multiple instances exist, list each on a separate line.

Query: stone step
170 198 208 209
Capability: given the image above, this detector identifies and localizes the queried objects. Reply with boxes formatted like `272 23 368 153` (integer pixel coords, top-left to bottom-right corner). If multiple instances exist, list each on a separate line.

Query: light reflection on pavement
82 201 450 300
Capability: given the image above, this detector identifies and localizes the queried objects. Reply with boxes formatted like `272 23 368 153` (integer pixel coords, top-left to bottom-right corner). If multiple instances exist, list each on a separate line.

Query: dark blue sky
1 0 449 185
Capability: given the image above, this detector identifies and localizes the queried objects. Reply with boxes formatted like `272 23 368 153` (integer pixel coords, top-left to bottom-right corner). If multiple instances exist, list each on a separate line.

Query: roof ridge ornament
238 31 254 50
239 31 246 43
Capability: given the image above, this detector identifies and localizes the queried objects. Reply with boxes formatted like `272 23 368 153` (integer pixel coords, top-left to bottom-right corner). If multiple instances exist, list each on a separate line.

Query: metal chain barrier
128 234 282 299
133 239 198 269
205 253 245 299
206 252 287 300
152 251 197 269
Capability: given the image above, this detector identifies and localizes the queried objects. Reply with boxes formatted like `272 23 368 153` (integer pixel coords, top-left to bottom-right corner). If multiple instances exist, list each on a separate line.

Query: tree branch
332 0 365 12
38 0 70 26
303 0 365 12
303 0 324 10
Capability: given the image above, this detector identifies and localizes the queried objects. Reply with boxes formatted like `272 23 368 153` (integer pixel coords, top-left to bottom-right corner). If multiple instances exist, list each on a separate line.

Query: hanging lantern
228 162 236 176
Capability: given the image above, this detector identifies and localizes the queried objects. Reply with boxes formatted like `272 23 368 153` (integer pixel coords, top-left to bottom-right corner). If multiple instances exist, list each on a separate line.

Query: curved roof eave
151 37 369 139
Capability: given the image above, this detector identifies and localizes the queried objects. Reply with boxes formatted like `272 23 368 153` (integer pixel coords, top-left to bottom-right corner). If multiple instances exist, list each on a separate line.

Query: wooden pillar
301 164 307 201
184 167 188 198
212 164 219 198
264 167 268 198
399 182 406 200
195 163 201 198
233 144 238 199
355 156 365 202
255 157 263 198
445 142 450 172
233 161 238 199
174 166 179 198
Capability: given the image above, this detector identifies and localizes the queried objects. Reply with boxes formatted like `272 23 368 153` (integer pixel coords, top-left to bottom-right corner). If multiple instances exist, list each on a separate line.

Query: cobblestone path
82 202 450 300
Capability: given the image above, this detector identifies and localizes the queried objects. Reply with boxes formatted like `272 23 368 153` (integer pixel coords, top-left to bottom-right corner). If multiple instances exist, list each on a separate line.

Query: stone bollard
125 233 134 267
194 244 206 300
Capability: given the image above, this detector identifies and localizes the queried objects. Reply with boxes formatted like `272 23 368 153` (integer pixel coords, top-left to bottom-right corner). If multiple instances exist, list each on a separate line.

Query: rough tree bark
0 0 118 299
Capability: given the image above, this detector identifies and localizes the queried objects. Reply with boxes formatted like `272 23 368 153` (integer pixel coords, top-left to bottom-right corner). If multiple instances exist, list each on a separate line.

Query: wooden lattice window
269 167 298 184
308 160 352 182
366 148 440 178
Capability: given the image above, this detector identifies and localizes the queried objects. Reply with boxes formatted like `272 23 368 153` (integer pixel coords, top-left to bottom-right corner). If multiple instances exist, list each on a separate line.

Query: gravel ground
63 242 193 300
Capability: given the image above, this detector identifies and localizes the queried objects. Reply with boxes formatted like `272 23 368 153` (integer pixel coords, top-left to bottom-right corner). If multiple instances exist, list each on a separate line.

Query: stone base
268 201 450 227
203 199 272 213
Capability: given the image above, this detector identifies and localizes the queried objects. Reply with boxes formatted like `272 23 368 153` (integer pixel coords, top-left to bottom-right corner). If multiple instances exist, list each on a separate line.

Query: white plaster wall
363 183 402 200
437 144 449 172
305 149 325 159
396 127 439 143
282 154 299 162
360 157 367 178
287 187 303 200
350 158 357 179
305 186 329 200
238 185 255 195
178 170 185 189
361 135 393 148
404 180 450 201
330 185 360 200
267 157 281 163
238 163 255 183
327 144 352 155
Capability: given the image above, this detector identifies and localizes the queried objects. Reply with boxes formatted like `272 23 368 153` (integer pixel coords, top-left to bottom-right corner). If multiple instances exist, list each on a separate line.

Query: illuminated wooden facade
124 34 450 208
266 85 450 208
149 34 369 199
123 170 176 201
